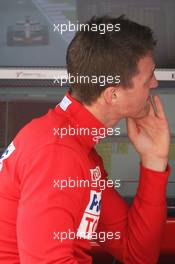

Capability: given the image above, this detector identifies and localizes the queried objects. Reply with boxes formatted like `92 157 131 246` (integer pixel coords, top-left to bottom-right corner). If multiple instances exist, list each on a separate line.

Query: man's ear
102 86 120 105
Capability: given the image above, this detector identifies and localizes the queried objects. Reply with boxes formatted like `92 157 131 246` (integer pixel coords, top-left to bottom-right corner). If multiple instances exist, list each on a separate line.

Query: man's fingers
153 95 166 119
148 99 156 117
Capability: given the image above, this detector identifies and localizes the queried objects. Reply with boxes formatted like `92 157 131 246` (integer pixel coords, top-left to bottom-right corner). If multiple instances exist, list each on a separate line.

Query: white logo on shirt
77 190 101 240
59 95 72 111
0 142 15 171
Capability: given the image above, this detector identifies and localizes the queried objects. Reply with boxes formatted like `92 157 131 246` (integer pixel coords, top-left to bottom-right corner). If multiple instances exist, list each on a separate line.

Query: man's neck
70 92 121 128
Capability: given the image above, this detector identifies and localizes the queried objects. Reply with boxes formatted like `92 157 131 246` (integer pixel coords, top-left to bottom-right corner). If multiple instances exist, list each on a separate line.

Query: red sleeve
17 144 85 264
96 163 170 264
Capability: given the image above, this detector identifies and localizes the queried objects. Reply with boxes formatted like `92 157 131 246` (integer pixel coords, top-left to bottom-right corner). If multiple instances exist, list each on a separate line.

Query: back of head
66 15 156 105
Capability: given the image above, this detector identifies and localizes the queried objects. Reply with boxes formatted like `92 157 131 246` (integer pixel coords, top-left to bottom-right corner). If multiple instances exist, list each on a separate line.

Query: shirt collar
55 91 107 150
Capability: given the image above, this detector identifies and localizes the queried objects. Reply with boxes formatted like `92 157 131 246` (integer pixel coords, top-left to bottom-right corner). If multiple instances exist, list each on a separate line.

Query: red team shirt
0 91 170 263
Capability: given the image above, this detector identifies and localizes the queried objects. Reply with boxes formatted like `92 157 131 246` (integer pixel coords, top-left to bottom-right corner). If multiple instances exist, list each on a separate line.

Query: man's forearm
97 164 170 264
123 163 170 263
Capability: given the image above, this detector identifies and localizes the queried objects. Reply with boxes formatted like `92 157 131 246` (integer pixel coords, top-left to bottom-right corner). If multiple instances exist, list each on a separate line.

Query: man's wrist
141 155 168 172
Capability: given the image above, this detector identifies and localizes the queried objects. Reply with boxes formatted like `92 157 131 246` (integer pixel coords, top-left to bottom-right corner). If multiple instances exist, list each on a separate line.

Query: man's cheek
135 102 150 118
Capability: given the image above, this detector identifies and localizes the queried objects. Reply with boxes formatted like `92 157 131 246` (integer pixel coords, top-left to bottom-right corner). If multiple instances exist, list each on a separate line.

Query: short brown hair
66 15 156 105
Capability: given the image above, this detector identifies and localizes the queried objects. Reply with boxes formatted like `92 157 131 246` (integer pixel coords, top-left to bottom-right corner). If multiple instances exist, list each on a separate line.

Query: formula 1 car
7 17 49 46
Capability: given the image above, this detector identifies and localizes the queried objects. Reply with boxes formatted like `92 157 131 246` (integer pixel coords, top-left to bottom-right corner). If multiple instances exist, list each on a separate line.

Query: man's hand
126 96 170 171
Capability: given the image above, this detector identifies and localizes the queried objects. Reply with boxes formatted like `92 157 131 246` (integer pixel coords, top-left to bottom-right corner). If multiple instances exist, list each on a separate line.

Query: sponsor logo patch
59 95 72 111
0 142 15 171
77 190 101 240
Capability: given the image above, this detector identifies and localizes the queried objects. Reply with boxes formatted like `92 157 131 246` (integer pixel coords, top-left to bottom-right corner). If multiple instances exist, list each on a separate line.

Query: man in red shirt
0 16 170 263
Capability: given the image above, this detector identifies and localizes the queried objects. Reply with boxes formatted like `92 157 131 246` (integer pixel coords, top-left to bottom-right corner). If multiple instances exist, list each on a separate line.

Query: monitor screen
0 0 175 68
